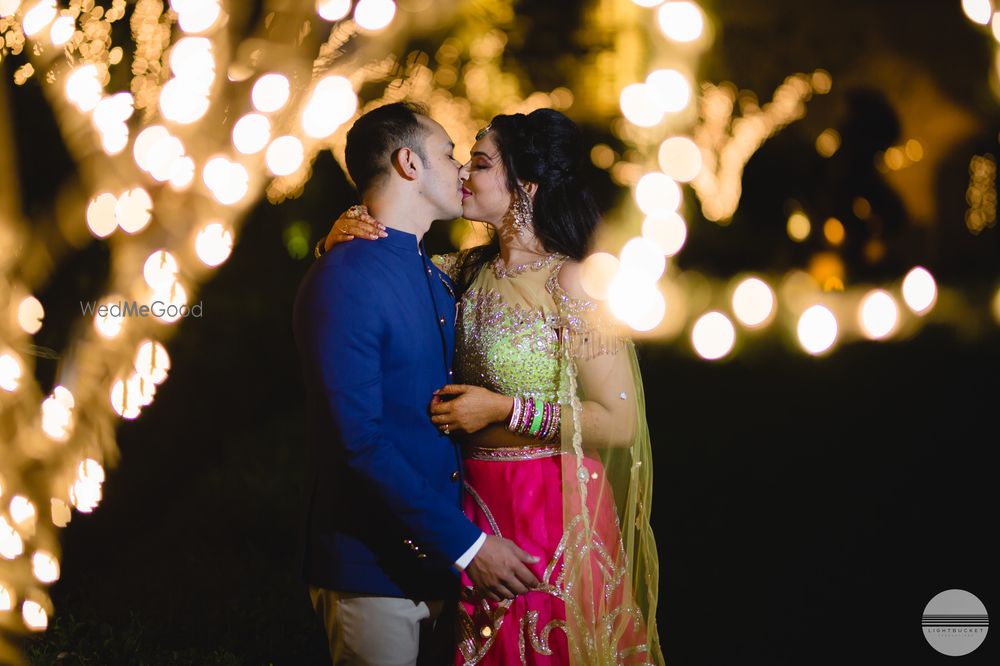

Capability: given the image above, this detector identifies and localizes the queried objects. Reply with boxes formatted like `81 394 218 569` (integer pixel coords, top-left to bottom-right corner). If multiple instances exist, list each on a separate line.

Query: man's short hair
344 102 431 195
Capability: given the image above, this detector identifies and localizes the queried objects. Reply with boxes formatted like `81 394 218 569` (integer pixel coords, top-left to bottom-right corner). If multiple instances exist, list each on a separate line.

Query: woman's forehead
471 134 498 157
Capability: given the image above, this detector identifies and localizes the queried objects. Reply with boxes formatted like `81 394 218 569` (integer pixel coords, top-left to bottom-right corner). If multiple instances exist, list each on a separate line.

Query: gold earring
510 190 532 235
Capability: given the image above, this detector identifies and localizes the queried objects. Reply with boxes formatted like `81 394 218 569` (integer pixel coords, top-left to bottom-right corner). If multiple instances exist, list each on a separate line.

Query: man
293 102 540 665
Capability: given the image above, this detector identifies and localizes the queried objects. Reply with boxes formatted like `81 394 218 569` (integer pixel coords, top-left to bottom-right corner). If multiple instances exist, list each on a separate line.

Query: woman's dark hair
454 108 601 293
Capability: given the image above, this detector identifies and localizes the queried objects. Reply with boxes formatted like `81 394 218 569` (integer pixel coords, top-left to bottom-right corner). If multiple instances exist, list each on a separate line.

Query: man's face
414 116 466 221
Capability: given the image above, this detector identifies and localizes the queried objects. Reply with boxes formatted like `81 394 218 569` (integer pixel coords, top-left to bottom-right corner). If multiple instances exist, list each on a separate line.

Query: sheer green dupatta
549 262 664 665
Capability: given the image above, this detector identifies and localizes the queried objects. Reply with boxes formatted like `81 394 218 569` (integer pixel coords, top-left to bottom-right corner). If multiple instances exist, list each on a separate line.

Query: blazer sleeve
299 261 482 564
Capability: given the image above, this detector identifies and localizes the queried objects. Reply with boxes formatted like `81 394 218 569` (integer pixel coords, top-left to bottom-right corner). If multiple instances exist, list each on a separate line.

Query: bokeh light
266 136 305 176
171 0 222 33
608 273 666 331
302 75 358 139
31 551 59 584
732 277 775 327
317 0 352 21
657 2 704 43
252 73 291 113
49 15 75 45
859 289 899 340
691 311 735 360
0 352 23 392
115 188 153 234
195 222 234 267
658 136 702 182
620 83 663 127
797 305 838 355
135 340 171 385
787 211 810 242
580 252 620 301
645 68 691 113
17 296 44 335
619 237 666 283
354 0 396 31
232 113 271 154
901 266 937 314
203 156 250 205
21 0 56 37
92 295 126 339
635 172 681 216
642 212 687 256
65 65 102 112
963 0 993 25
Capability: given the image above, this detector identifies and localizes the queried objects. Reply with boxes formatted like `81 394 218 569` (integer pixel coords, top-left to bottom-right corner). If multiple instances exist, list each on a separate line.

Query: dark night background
4 0 997 664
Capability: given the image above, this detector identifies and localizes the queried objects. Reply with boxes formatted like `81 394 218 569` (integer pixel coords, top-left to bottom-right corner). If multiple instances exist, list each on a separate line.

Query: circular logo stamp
922 589 989 656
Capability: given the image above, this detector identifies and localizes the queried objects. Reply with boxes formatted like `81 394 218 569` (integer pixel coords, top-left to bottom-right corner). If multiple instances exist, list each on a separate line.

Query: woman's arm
556 261 638 449
315 205 386 257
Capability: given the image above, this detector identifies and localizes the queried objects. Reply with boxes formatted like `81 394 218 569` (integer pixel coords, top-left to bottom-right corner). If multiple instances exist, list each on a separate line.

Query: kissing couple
294 101 663 665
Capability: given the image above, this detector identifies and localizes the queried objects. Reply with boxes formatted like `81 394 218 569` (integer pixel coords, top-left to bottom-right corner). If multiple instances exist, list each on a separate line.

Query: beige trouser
308 586 449 666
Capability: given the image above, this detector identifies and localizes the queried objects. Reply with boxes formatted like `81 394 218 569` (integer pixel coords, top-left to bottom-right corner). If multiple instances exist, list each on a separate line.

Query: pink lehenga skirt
455 445 649 665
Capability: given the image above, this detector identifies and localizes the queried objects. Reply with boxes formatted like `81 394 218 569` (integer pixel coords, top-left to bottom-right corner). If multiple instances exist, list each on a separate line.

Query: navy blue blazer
292 227 481 598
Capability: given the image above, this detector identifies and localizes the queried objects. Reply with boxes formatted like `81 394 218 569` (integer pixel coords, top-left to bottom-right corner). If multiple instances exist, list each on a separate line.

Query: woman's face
460 133 514 228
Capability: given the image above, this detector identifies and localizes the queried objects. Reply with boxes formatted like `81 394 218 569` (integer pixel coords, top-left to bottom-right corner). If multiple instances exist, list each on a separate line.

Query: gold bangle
314 238 326 259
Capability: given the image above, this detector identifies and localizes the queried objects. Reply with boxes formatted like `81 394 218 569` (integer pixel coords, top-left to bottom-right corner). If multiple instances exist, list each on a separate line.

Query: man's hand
465 535 541 602
430 385 513 435
323 205 386 252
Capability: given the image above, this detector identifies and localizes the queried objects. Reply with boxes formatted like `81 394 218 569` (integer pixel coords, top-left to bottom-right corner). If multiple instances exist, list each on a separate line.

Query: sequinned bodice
451 254 566 401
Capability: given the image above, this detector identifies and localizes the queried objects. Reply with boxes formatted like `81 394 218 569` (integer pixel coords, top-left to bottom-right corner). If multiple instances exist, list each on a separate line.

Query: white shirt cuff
453 532 487 572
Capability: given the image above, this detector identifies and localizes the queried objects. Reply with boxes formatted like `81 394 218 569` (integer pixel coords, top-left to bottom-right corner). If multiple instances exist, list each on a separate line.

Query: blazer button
450 471 459 482
438 316 446 325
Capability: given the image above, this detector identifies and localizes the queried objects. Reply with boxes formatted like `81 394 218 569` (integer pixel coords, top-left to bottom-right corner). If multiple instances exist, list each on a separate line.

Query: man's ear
521 180 539 201
391 147 421 181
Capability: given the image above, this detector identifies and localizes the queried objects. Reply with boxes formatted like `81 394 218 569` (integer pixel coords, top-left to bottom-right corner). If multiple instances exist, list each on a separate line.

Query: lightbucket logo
922 589 989 656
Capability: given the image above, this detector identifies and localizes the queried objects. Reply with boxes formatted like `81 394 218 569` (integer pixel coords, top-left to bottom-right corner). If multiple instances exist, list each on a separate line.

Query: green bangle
528 397 544 437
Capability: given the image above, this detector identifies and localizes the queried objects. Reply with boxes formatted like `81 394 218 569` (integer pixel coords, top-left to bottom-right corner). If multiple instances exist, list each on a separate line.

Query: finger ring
348 205 364 217
443 425 450 434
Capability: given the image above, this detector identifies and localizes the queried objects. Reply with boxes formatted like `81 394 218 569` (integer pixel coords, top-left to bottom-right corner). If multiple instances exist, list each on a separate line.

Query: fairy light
642 212 687 256
50 499 71 528
8 496 35 528
635 172 681 216
86 193 118 238
963 0 993 25
354 0 396 31
233 114 272 154
17 296 43 335
31 552 58 584
859 289 899 340
797 305 838 355
580 252 621 301
21 0 56 38
134 340 171 384
49 15 74 46
170 0 222 34
301 75 358 139
252 73 291 113
608 273 667 331
0 517 23 559
731 277 775 328
0 581 13 611
115 188 153 234
620 237 666 282
21 600 47 631
92 295 126 339
0 353 22 392
658 136 702 182
645 68 691 113
619 83 663 127
65 65 103 112
787 211 811 241
143 250 178 291
266 136 306 176
0 1 20 19
902 266 937 314
691 312 735 360
194 223 234 267
40 387 74 442
203 156 250 205
657 2 704 43
317 0 352 21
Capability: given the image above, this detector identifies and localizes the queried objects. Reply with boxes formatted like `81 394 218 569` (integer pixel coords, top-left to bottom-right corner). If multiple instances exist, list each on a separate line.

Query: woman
322 109 662 665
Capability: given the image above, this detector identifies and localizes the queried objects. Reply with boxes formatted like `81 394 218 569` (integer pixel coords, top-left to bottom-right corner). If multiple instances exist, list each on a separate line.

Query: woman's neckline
489 252 562 279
